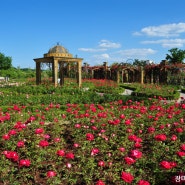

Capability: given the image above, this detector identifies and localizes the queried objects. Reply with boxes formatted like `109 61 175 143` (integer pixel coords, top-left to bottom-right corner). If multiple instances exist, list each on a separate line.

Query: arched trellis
110 63 142 83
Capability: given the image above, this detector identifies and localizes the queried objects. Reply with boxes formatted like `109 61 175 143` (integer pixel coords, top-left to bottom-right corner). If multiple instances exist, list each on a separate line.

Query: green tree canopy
166 48 185 64
0 52 12 69
133 59 147 66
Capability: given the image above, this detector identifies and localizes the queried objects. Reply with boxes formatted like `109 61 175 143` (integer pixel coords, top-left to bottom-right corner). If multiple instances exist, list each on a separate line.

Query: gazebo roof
44 44 73 58
48 44 69 54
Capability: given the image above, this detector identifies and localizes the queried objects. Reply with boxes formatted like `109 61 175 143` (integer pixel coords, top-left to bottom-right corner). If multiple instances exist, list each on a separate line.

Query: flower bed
120 83 180 100
1 81 185 184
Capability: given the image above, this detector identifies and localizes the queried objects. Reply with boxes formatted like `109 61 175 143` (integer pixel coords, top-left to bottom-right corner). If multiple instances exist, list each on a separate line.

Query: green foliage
166 48 185 64
133 59 148 66
0 68 35 80
0 52 12 70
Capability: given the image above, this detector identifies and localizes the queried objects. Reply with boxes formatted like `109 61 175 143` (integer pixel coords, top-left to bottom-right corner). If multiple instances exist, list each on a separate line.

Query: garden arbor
34 44 83 87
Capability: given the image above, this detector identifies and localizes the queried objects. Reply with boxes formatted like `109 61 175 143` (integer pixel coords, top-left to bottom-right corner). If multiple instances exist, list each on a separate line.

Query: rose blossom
39 140 49 147
154 134 167 141
135 142 142 148
56 150 65 157
98 160 105 167
86 133 94 141
19 159 31 167
160 161 176 170
119 147 125 152
176 151 185 157
147 127 155 133
91 148 99 156
73 143 80 148
54 137 61 142
2 134 10 140
124 157 136 165
35 128 44 134
8 129 17 136
176 128 183 133
137 179 150 185
171 135 177 141
96 180 105 185
46 171 57 178
180 144 185 151
128 134 137 141
129 150 142 159
75 124 81 128
3 151 19 162
65 152 75 159
121 171 134 183
66 162 72 168
17 140 25 148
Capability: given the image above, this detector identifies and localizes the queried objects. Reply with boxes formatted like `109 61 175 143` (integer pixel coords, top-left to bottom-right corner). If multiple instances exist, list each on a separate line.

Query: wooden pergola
33 44 83 87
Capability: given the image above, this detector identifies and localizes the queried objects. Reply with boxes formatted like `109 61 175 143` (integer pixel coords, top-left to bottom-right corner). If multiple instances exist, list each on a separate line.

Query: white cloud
98 39 121 48
93 53 110 60
133 22 185 37
78 48 107 52
142 39 185 48
116 48 157 58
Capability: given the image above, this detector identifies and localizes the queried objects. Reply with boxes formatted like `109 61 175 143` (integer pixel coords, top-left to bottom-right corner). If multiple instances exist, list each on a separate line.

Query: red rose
154 134 167 141
124 157 136 165
121 171 134 183
17 141 25 148
128 134 137 141
86 133 94 141
171 135 177 141
3 151 19 162
46 171 57 178
176 151 185 157
35 128 44 134
119 147 125 152
91 148 99 156
137 179 150 185
19 159 31 167
65 152 75 159
129 150 142 159
96 180 105 185
176 128 183 133
39 140 49 147
2 134 10 140
160 161 176 170
180 144 185 151
98 160 105 167
56 150 65 157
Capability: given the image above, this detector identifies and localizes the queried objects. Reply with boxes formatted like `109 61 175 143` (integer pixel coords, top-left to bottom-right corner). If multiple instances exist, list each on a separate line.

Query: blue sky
1 0 185 68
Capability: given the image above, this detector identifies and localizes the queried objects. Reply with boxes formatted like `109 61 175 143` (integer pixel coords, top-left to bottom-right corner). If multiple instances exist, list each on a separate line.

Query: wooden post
140 66 144 84
53 59 58 87
36 62 41 85
116 70 120 84
77 60 82 87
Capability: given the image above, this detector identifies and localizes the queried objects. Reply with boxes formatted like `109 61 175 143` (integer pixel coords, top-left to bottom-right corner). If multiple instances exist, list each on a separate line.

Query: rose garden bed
0 80 185 185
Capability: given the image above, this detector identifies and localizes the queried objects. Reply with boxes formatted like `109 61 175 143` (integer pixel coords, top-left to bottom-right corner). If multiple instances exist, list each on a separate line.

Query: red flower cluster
86 133 95 141
121 171 134 183
3 150 19 162
39 140 49 147
19 159 31 167
154 134 167 141
160 160 177 170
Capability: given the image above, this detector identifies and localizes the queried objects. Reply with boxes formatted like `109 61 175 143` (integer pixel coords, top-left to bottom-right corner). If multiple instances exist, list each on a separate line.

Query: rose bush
0 80 185 184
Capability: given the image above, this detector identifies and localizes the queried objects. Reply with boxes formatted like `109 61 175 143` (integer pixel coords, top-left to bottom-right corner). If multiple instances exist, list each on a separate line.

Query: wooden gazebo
34 44 83 87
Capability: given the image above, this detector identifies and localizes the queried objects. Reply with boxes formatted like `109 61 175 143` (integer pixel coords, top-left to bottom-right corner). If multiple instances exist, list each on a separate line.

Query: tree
0 52 12 70
133 59 147 66
166 48 185 64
